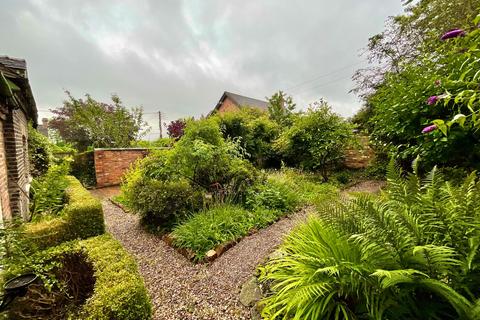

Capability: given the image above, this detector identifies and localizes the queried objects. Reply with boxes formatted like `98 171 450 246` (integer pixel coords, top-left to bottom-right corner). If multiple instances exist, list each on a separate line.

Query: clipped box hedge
77 234 152 320
25 176 105 249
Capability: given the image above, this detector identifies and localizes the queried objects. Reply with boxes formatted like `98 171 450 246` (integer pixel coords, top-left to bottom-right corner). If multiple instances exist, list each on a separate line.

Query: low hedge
25 176 105 250
77 235 152 319
5 234 152 319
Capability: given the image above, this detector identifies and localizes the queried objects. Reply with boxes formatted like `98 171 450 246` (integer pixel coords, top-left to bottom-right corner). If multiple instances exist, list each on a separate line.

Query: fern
260 161 480 319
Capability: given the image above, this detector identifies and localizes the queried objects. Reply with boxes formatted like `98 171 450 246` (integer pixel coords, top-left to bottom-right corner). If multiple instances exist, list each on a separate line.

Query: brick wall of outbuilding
0 116 12 220
4 108 30 219
217 97 240 114
94 148 150 187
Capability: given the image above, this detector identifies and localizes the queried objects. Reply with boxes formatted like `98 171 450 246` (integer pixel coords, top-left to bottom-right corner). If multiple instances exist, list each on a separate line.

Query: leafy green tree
275 101 354 181
217 107 281 167
28 124 53 177
366 14 480 169
267 91 296 126
49 92 149 151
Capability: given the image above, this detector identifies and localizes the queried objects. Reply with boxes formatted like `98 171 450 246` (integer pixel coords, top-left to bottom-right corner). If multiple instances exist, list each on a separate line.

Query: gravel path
101 200 310 320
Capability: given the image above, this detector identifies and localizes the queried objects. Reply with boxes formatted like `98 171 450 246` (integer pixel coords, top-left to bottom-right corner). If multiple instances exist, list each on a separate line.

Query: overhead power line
283 60 364 92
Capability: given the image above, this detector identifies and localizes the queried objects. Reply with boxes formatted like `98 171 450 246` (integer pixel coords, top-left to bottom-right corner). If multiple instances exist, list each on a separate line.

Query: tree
267 91 296 126
353 0 480 99
275 101 354 181
165 119 186 139
49 92 149 151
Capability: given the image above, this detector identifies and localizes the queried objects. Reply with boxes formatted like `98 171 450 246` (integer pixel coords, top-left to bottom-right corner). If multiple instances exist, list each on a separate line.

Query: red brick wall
0 116 12 220
94 148 150 187
3 108 30 219
217 97 240 114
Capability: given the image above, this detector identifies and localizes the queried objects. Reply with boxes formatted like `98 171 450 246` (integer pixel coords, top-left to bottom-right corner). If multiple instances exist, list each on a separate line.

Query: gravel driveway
101 200 308 320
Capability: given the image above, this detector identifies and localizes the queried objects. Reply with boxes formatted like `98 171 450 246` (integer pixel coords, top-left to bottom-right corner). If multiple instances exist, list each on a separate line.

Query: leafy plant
245 178 299 212
259 159 480 319
30 164 70 219
171 205 282 261
28 123 53 177
49 92 149 151
165 119 186 139
275 102 354 181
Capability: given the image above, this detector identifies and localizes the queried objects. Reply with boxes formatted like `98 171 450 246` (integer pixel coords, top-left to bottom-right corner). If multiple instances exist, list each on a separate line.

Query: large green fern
259 161 480 319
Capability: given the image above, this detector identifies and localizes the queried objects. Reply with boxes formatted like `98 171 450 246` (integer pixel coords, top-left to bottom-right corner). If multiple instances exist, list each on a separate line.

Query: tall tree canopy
50 92 149 151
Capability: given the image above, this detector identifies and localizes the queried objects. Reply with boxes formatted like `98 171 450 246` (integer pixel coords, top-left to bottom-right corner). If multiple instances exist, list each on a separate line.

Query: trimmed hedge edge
77 234 152 320
25 176 105 250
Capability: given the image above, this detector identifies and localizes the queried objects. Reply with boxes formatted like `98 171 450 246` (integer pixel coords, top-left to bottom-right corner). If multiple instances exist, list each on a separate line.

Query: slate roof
0 56 37 125
212 91 269 114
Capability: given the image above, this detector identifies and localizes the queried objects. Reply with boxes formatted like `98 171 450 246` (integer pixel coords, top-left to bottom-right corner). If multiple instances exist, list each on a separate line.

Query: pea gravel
100 199 309 320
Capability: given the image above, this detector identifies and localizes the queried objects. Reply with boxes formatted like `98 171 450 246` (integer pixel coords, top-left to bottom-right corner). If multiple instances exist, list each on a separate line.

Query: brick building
210 91 269 115
0 56 38 222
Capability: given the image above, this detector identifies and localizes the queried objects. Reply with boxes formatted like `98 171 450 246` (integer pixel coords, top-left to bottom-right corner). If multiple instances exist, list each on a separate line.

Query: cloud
1 0 404 139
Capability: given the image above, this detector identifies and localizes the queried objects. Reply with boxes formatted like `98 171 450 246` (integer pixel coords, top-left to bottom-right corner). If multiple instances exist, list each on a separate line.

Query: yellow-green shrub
25 176 105 250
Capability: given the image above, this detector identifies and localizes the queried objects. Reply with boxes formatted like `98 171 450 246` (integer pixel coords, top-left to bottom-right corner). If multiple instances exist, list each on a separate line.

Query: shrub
71 150 96 187
121 119 259 230
28 123 53 177
245 178 299 212
275 102 354 181
30 164 70 219
25 176 105 250
3 234 152 320
217 108 281 167
259 160 480 319
171 205 282 261
126 177 203 231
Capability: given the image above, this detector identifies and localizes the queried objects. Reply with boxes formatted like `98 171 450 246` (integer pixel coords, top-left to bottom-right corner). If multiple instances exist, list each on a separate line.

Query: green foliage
245 178 299 212
71 151 96 187
275 103 354 180
3 235 151 320
49 92 149 151
25 176 105 250
259 160 480 319
30 164 70 219
125 176 204 231
216 108 281 168
121 119 258 230
133 137 173 148
28 123 53 177
267 91 296 126
171 205 283 261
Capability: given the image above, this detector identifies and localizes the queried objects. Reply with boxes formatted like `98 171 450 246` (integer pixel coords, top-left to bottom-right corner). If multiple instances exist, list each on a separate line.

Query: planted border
25 176 105 250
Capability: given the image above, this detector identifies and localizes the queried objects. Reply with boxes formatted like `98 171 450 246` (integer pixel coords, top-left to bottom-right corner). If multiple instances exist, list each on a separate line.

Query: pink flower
422 124 437 134
441 29 465 40
427 96 439 105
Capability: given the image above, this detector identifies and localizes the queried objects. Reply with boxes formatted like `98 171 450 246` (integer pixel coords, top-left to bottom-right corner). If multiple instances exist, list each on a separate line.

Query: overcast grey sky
1 0 404 139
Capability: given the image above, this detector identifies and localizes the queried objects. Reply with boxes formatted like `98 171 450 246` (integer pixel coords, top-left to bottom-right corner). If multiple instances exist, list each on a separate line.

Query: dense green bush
26 176 105 250
216 108 281 167
28 123 53 177
275 102 354 180
259 160 480 319
3 235 151 320
71 150 96 187
121 119 258 230
30 164 70 219
171 205 283 261
245 178 299 212
365 13 480 170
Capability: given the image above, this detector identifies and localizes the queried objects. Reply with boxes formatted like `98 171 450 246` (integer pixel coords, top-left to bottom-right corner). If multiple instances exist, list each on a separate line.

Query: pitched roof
213 91 269 114
0 56 37 125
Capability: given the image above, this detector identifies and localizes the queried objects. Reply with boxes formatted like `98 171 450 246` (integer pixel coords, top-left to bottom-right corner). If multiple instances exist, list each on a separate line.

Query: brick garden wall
94 148 150 188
